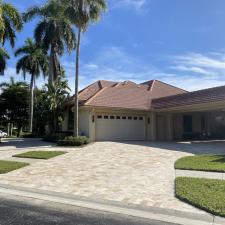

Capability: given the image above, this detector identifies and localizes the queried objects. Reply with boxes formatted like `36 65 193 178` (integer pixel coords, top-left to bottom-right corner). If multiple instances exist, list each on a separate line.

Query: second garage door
96 114 145 141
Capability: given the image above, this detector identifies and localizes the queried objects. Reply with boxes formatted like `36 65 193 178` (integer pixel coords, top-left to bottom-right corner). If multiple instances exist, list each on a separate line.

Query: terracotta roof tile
84 80 186 110
152 85 225 109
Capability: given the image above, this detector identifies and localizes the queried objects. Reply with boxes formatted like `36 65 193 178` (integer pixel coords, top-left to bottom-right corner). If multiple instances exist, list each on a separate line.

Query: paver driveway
0 139 225 214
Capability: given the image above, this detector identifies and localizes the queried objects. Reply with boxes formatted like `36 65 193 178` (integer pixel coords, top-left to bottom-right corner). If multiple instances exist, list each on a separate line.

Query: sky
2 0 225 92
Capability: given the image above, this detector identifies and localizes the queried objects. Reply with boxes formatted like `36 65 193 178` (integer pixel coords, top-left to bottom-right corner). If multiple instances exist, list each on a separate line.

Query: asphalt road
0 194 178 225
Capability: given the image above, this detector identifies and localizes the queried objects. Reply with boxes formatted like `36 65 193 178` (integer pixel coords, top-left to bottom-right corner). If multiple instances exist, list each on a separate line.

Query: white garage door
96 114 145 141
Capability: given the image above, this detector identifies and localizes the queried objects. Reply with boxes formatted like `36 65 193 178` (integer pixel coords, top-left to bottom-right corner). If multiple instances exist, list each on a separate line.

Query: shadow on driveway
106 140 225 155
0 138 55 150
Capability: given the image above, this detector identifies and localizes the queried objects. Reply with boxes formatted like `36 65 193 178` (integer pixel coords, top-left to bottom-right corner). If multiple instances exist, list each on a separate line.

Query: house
62 80 225 141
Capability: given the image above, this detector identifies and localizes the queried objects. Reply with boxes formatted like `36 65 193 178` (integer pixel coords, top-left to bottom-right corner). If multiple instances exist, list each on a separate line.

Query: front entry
156 115 166 140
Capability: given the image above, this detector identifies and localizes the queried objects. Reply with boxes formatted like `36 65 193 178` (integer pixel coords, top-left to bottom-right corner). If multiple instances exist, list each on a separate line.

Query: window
122 116 126 120
139 117 143 121
110 116 115 119
128 116 132 120
147 117 150 124
104 115 109 119
134 117 137 120
116 116 121 120
97 115 102 119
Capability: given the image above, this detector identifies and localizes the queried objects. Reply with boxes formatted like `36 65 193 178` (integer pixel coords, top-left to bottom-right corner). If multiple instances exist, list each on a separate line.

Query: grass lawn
0 160 29 174
175 154 225 172
176 177 225 217
13 151 67 159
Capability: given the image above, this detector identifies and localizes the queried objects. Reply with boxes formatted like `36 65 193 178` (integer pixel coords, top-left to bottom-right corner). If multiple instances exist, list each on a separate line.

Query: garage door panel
96 114 145 141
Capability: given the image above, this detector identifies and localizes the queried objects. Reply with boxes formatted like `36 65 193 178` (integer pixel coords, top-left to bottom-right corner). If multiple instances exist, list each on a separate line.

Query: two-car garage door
96 114 145 141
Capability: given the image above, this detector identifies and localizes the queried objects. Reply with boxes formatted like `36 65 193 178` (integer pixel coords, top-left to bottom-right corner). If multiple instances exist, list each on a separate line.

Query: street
0 194 178 225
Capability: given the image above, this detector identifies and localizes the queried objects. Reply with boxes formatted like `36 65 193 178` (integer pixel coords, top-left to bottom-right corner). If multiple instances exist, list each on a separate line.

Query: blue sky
2 0 225 92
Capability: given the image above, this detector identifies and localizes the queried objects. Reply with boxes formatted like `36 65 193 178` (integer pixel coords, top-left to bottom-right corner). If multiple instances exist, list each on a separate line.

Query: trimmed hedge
57 136 88 146
43 133 66 143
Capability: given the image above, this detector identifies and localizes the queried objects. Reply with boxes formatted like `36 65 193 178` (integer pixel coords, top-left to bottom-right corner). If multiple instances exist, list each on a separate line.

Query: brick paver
0 139 225 214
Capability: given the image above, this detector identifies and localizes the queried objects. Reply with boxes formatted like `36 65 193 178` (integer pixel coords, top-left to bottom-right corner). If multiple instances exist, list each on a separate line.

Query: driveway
0 139 225 214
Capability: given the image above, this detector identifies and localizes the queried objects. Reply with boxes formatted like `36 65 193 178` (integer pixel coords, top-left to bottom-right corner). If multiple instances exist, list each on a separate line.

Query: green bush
57 136 88 146
43 133 66 143
21 132 41 138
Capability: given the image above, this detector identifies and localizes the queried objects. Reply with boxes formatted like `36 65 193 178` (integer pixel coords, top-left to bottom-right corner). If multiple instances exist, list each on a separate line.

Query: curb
0 183 224 225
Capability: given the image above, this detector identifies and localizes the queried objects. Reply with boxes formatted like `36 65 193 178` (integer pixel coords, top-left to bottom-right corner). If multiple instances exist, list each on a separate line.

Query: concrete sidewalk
176 169 225 180
0 183 224 225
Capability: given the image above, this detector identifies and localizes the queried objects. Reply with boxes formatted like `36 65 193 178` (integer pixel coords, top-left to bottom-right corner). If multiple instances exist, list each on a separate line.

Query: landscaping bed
57 136 88 146
0 160 29 174
176 177 225 217
13 151 67 159
175 154 225 172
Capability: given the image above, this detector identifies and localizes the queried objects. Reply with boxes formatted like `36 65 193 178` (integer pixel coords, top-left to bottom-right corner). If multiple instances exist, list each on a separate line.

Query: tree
63 0 107 137
0 1 23 73
15 38 48 133
23 0 76 85
45 73 71 133
33 88 49 136
0 77 29 137
0 47 9 74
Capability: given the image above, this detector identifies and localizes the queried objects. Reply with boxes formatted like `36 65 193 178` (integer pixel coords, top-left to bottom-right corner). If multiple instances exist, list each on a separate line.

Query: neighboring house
63 80 225 141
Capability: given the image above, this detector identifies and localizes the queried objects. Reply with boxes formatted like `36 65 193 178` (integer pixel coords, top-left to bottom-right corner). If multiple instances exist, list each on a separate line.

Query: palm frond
2 2 23 30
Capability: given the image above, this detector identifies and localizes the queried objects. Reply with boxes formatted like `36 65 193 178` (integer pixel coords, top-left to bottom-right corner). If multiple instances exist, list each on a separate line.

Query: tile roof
152 85 225 109
67 79 187 110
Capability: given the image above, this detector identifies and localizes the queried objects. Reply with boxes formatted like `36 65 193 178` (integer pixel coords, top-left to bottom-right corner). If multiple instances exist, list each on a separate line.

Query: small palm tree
23 0 76 85
63 0 107 137
15 38 48 133
0 1 23 73
46 73 71 132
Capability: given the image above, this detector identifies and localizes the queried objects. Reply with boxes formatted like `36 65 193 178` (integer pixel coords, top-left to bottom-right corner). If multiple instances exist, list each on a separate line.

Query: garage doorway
96 114 145 141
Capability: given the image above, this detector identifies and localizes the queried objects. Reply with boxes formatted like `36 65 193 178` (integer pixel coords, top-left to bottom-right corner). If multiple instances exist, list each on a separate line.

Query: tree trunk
49 45 55 85
29 74 34 133
74 28 81 137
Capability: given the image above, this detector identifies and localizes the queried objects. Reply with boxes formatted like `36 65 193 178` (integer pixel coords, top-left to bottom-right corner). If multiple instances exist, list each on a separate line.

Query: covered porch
154 101 225 141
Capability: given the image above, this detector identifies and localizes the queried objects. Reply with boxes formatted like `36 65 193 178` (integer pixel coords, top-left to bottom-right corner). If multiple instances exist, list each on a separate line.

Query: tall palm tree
0 47 9 74
23 0 76 85
63 0 107 137
0 1 23 73
15 38 48 133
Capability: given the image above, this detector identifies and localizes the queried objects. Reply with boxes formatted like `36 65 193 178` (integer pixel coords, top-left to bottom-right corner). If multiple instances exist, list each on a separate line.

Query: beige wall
78 109 90 137
146 112 156 141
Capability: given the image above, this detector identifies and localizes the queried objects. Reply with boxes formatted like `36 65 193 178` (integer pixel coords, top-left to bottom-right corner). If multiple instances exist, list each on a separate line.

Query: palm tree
15 38 48 133
0 1 23 73
0 47 9 74
45 73 70 132
23 0 76 85
62 0 107 137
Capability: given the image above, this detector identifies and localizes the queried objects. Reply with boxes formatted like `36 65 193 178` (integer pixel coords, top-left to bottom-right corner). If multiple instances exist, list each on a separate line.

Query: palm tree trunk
74 28 81 137
49 45 55 85
29 74 34 133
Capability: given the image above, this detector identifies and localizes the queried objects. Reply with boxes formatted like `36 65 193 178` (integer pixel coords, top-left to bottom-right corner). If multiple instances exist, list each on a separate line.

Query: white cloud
172 52 225 74
110 0 149 13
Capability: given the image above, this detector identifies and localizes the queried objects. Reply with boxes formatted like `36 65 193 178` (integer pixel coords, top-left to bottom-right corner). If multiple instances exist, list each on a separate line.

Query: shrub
43 133 66 143
57 136 88 146
21 132 41 138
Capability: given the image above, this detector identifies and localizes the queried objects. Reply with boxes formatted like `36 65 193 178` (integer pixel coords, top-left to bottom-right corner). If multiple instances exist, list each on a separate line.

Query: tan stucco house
62 80 225 141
